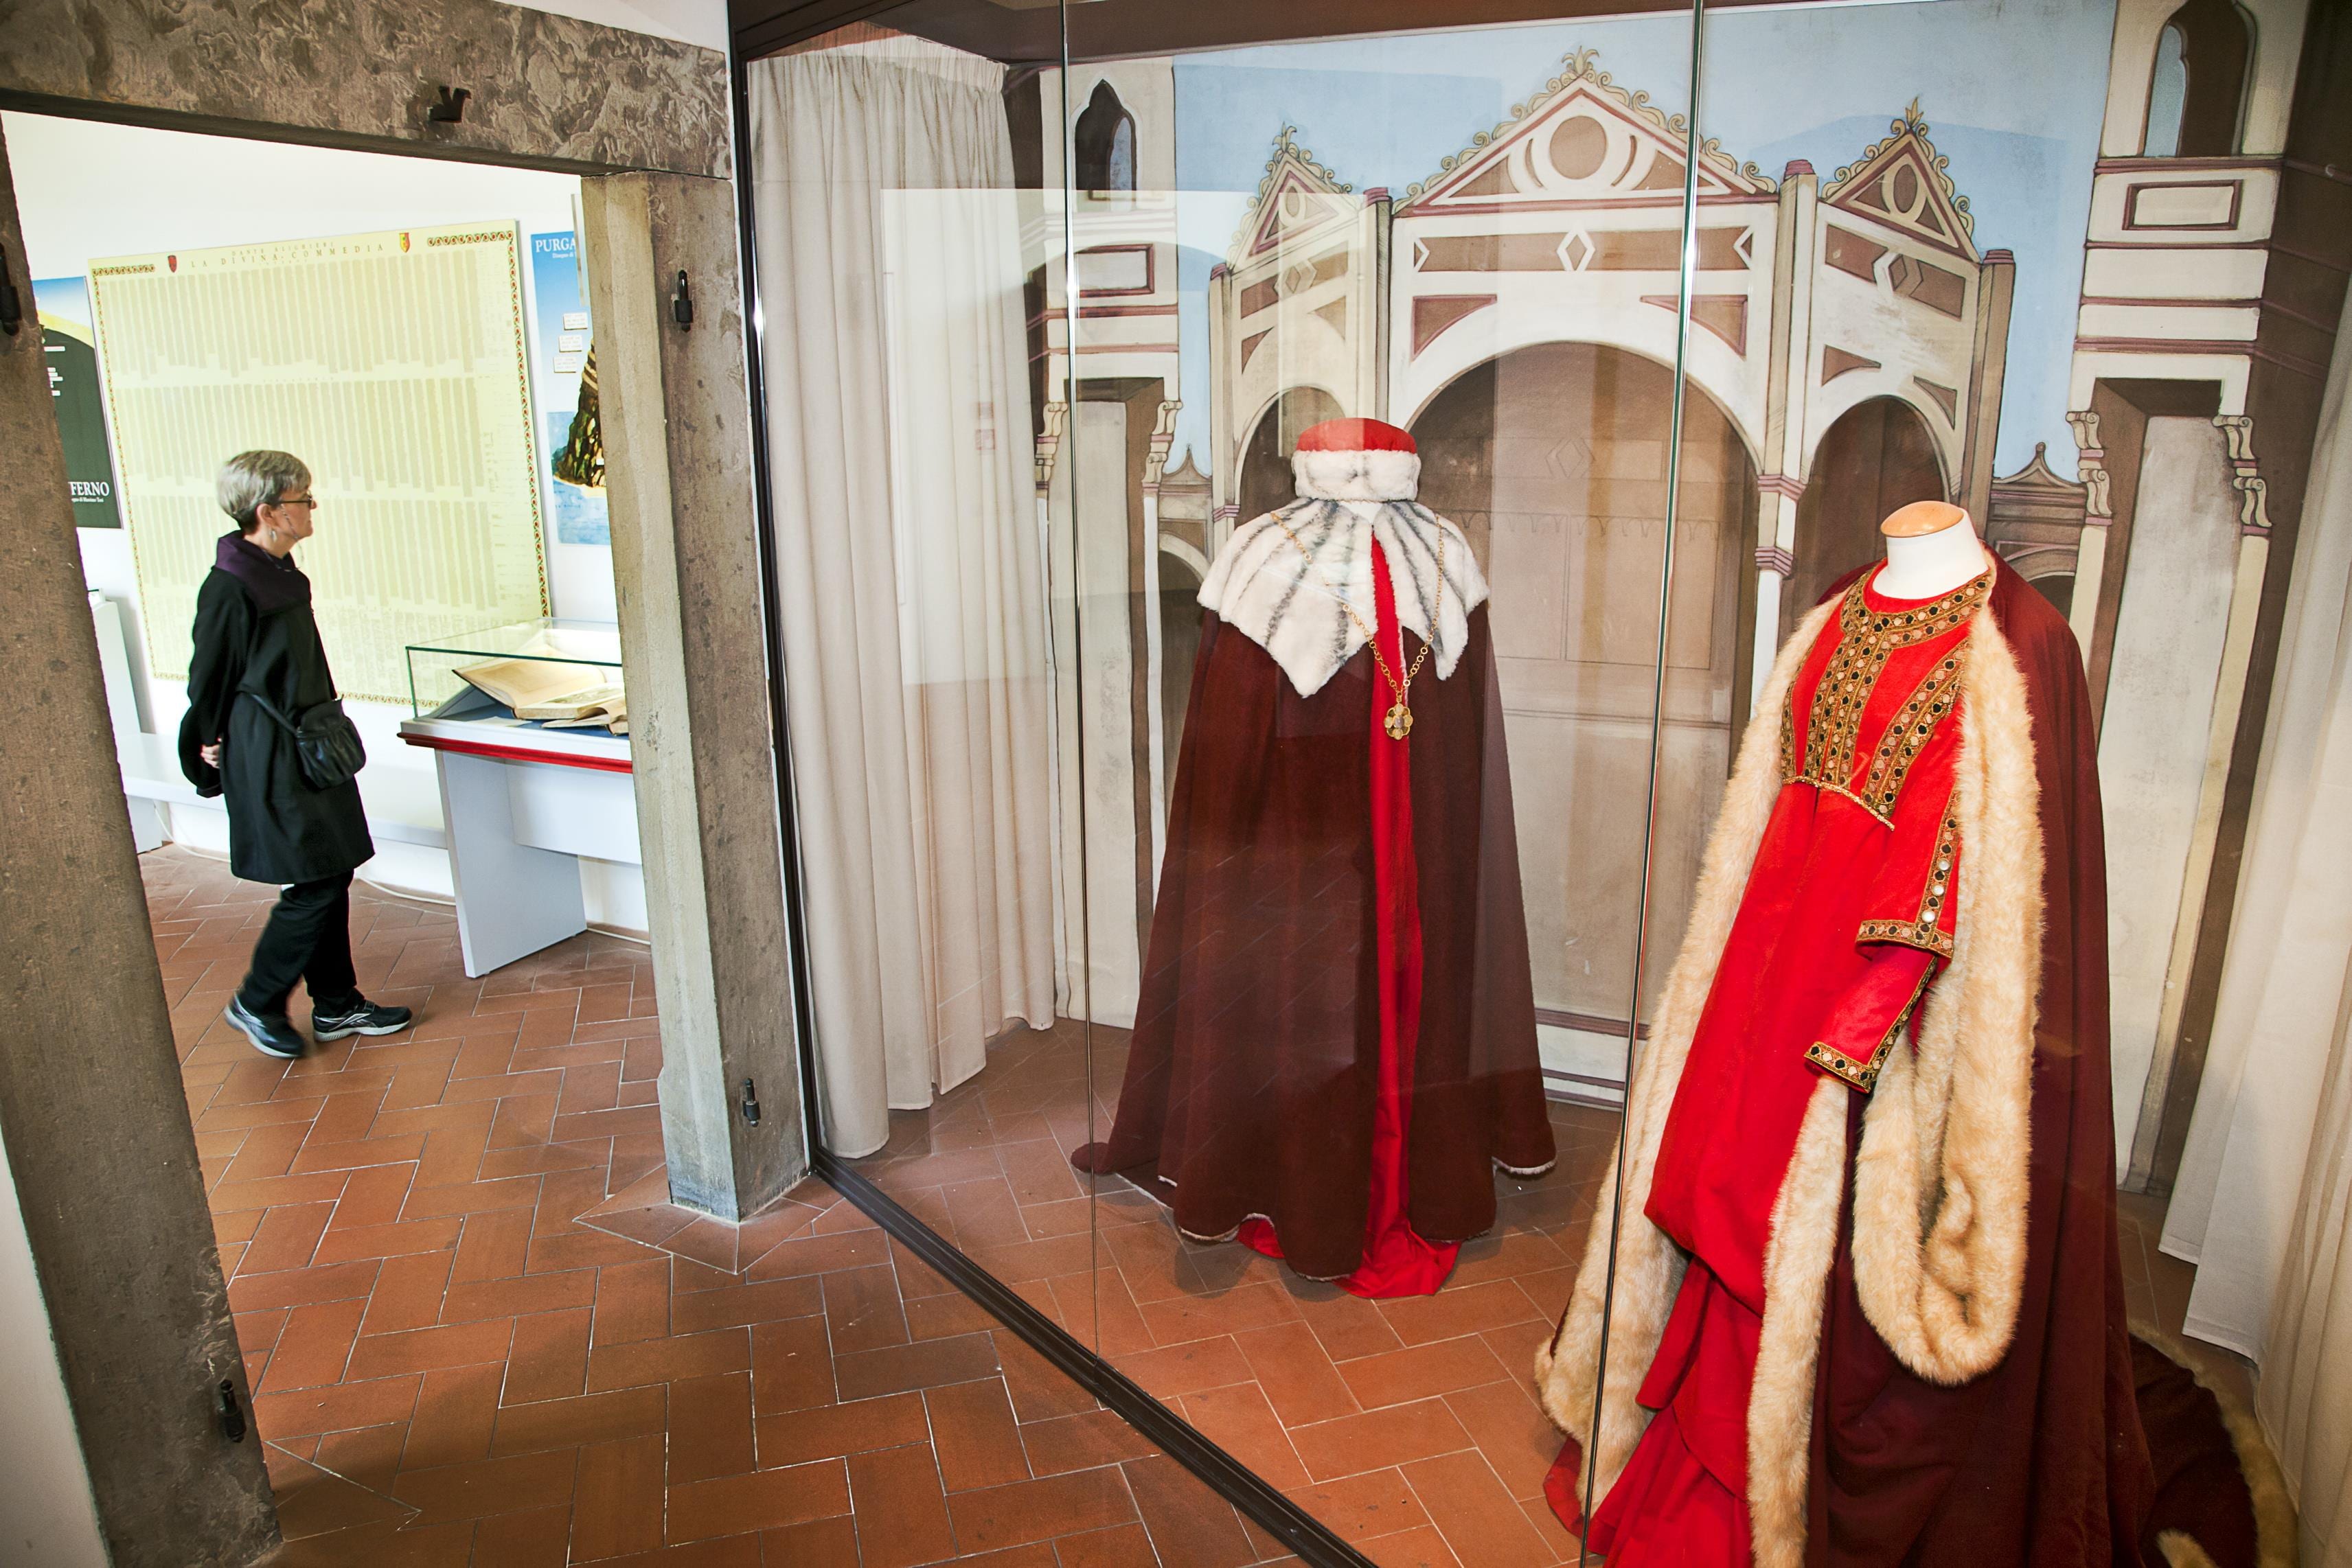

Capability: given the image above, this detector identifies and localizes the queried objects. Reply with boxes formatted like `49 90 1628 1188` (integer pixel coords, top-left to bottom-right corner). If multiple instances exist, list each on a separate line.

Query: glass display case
401 616 625 721
736 2 2351 1564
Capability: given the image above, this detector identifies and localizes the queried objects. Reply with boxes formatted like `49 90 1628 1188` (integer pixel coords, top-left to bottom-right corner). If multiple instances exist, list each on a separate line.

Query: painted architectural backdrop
1031 0 2341 1188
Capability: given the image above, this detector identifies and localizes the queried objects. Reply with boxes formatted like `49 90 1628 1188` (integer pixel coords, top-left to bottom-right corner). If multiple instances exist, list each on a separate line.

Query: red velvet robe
1546 560 2155 1567
1075 544 1555 1284
1573 567 1982 1560
1804 565 2154 1568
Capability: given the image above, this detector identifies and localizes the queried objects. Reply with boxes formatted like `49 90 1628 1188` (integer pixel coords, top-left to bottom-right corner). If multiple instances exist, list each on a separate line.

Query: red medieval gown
1075 540 1556 1293
1553 565 1987 1560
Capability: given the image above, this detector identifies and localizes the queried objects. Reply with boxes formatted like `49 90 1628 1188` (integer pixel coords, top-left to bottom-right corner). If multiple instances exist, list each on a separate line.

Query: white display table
397 713 641 977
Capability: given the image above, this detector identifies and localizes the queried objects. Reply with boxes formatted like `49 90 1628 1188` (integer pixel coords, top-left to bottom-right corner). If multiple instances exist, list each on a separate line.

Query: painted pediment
1400 48 1772 214
1820 104 1978 262
1234 126 1358 262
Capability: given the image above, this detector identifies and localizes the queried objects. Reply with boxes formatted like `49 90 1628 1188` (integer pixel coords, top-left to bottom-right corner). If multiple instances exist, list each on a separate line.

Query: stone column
578 172 807 1218
0 125 277 1567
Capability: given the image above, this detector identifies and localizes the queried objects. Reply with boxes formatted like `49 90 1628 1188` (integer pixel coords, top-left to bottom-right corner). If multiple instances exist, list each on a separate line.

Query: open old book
454 658 628 734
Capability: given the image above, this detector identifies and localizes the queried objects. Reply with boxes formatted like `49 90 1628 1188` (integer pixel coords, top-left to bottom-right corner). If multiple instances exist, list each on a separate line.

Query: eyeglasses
271 495 318 509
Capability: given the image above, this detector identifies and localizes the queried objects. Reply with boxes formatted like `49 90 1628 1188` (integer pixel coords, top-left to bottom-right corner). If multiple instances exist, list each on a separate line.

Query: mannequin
1072 418 1555 1295
1875 500 1990 599
1538 526 2158 1567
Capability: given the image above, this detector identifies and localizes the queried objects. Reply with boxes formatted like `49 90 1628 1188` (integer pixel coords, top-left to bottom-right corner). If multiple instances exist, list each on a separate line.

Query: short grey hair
216 450 312 535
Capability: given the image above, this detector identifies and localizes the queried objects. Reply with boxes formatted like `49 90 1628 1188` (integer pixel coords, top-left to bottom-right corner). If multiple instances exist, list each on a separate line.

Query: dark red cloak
1075 599 1555 1281
1804 562 2155 1565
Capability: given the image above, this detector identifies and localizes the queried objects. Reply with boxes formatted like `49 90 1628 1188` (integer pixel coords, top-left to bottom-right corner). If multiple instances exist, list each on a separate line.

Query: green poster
34 277 124 529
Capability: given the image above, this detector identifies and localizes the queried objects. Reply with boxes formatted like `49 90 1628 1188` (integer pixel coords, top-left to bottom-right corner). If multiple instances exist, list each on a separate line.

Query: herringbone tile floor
144 845 1299 1567
845 1033 1615 1568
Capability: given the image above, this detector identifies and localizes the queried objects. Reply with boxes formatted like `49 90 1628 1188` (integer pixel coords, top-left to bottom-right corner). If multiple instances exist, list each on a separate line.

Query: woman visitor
179 450 413 1059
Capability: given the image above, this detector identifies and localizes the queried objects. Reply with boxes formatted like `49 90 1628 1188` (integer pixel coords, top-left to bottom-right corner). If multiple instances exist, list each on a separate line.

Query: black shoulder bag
245 691 367 791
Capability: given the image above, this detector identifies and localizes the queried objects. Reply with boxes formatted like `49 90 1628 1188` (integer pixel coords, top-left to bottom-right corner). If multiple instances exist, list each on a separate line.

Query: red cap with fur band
1290 417 1422 503
1294 417 1415 454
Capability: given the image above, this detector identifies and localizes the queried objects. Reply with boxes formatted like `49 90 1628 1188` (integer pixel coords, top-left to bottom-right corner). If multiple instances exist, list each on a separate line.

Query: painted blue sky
1165 0 2118 478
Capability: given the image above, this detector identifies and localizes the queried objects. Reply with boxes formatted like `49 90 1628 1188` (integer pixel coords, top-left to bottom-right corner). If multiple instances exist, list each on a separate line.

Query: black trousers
238 872 359 1017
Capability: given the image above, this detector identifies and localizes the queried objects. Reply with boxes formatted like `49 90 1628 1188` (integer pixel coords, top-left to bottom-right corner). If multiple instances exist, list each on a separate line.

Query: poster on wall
87 222 551 702
529 230 609 546
32 276 124 529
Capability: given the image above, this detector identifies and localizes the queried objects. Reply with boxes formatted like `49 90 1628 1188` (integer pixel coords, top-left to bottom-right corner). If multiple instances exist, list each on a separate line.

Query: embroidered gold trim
1858 917 1955 959
1862 649 1965 818
1787 569 1988 792
1918 802 1959 927
1860 566 1991 646
1806 963 1935 1093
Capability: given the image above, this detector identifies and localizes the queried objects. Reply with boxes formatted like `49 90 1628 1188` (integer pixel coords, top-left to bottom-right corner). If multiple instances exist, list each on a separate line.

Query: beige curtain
747 36 1055 1157
2265 982 2352 1566
2160 272 2352 1562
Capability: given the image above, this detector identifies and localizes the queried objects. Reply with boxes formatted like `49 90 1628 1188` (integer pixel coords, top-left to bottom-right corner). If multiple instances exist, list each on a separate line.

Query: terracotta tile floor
142 845 1302 1567
847 1019 2257 1568
146 840 2241 1568
848 1026 1620 1568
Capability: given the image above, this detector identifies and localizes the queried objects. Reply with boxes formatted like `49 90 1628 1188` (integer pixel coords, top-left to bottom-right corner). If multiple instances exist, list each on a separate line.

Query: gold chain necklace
1273 512 1444 741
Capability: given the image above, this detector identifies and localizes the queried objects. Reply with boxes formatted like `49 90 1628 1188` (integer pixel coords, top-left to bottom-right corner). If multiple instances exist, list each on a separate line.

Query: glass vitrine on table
398 619 639 977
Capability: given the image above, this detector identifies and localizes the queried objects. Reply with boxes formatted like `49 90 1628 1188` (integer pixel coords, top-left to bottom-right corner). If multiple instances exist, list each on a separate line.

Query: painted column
2125 415 2276 1181
1035 402 1073 1013
1753 159 1820 698
1961 248 2016 527
1207 262 1235 544
2066 408 2113 667
1362 189 1393 419
1140 397 1182 883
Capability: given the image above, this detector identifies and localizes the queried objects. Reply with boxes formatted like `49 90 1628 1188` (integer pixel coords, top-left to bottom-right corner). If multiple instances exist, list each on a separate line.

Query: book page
454 658 613 713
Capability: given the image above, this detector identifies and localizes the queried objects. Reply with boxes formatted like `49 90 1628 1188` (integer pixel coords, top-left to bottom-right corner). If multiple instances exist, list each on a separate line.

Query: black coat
178 534 374 885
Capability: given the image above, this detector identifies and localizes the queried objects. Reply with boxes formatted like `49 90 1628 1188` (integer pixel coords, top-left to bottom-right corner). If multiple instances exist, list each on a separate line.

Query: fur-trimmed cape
1536 561 2157 1567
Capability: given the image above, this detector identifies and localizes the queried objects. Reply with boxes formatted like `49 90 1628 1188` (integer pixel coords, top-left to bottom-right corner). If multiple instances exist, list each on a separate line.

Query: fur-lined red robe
1538 558 2155 1567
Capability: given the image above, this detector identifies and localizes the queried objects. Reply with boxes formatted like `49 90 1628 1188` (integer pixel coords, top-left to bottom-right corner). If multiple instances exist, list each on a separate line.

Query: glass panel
742 5 1101 1337
1588 4 2352 1566
403 618 624 715
1056 9 1700 1556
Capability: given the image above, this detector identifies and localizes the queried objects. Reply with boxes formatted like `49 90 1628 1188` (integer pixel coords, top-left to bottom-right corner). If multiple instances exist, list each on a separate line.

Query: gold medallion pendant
1270 514 1444 750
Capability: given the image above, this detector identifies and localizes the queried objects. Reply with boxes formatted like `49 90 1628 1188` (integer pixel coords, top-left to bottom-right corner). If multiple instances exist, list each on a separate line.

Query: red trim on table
400 733 632 774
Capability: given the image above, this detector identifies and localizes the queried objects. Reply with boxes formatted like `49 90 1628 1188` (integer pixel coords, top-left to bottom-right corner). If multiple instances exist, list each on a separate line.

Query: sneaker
225 998 306 1059
310 997 415 1041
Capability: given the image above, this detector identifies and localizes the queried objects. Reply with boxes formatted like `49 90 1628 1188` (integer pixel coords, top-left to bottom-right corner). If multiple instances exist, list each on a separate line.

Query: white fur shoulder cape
1533 592 2046 1568
1197 448 1490 699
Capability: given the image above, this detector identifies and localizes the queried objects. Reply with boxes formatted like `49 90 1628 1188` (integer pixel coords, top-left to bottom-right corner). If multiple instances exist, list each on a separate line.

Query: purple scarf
212 530 311 614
